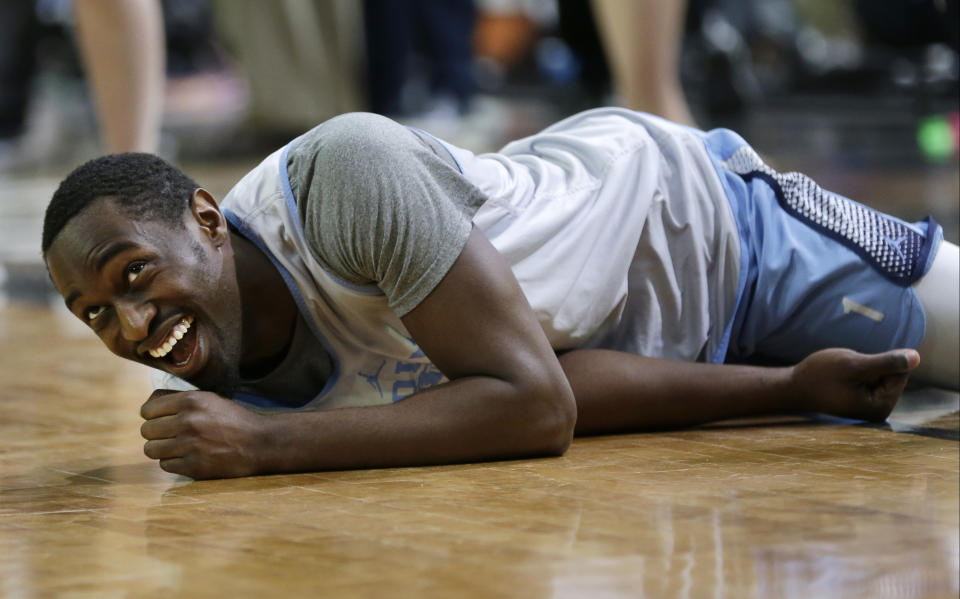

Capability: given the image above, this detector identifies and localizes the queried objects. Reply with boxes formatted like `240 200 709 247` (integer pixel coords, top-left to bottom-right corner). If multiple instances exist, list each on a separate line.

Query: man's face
45 193 244 396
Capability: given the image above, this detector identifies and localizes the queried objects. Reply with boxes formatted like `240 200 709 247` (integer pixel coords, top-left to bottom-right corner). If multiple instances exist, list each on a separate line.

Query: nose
115 299 156 342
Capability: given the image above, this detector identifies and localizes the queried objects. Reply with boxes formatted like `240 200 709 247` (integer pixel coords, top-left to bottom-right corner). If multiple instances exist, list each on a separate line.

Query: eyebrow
63 240 139 312
93 241 138 273
64 290 82 312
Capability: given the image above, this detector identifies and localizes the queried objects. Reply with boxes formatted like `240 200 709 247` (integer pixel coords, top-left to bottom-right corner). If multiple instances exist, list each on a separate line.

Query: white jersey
154 108 741 408
448 108 741 361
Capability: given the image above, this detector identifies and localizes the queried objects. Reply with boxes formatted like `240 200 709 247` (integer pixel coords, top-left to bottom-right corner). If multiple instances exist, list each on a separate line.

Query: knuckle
180 414 198 433
147 389 171 405
177 434 197 453
839 353 859 373
179 457 199 479
159 458 189 478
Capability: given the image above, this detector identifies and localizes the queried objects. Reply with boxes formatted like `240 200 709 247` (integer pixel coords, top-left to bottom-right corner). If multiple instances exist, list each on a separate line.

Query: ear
190 189 229 247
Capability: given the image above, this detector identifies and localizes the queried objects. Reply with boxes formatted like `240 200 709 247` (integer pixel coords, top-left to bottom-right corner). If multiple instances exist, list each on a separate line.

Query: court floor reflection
1 301 957 598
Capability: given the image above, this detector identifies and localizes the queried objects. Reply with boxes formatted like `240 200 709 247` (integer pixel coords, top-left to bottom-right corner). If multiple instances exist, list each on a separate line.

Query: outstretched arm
560 347 919 435
140 228 577 479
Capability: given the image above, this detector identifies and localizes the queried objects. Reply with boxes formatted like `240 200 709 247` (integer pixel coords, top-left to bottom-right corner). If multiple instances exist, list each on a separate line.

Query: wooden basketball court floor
0 294 957 598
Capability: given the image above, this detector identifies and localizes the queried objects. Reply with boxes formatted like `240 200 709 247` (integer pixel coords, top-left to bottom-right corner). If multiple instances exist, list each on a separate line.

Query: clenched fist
140 389 269 479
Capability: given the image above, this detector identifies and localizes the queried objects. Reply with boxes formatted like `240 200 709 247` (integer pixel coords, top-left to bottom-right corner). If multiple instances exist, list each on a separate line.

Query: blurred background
1 0 958 303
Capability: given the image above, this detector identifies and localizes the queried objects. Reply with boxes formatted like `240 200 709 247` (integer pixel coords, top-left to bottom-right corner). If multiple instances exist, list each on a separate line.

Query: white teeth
149 317 193 359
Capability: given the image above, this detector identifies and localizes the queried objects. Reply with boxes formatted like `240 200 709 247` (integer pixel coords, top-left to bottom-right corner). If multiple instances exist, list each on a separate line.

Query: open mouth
148 315 197 367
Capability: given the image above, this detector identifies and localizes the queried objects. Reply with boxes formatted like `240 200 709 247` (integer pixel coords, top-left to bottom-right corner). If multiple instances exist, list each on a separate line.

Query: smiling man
42 109 959 480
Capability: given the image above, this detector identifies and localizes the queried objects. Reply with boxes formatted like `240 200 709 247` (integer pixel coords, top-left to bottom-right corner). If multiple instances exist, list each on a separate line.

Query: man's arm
140 228 577 478
559 347 919 435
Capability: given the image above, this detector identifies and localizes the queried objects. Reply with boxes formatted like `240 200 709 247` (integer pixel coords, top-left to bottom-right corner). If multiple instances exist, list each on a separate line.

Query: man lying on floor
42 109 960 480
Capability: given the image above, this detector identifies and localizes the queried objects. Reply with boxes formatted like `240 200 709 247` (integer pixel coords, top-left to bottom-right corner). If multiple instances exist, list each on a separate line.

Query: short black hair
42 153 199 253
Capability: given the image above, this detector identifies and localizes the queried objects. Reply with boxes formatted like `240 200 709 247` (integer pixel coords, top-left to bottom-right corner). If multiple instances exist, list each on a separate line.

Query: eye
126 261 146 283
86 306 107 321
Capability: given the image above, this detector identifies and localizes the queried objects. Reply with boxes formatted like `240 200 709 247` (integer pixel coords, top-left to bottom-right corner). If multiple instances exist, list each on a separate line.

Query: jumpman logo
358 360 386 399
883 233 908 260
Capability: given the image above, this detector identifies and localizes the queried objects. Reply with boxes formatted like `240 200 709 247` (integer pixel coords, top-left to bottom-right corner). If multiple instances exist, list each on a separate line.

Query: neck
230 229 298 378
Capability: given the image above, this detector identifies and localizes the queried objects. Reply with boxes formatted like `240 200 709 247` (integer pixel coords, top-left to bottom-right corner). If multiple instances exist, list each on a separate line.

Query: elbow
527 374 577 457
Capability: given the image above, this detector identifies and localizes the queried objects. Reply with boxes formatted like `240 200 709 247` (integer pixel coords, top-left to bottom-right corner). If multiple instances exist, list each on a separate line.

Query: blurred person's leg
591 0 695 126
413 0 476 114
0 0 39 140
364 0 413 115
74 0 164 153
213 0 364 132
913 241 960 389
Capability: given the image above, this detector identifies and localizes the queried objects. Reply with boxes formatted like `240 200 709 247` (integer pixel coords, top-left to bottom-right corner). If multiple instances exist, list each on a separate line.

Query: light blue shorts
700 128 943 364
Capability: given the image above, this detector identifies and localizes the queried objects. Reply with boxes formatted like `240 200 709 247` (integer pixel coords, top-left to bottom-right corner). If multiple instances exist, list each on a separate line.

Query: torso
152 109 742 409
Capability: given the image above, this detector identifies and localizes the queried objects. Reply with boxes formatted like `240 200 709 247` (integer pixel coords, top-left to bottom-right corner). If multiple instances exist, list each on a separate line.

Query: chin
187 362 240 398
188 315 243 397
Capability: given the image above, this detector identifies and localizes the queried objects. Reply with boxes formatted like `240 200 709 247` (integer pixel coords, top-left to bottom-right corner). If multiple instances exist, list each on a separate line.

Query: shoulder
290 112 422 169
288 113 434 225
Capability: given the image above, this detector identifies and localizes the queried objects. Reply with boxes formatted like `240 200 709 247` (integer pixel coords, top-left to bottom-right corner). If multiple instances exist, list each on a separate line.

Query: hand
791 348 920 422
140 389 267 479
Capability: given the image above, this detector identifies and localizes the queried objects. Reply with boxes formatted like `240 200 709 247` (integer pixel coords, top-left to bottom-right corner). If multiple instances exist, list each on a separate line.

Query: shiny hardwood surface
1 300 957 598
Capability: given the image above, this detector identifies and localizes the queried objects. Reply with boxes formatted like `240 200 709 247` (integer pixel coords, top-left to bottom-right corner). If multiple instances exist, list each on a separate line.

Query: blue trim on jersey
231 390 288 410
224 208 341 411
709 180 749 365
405 126 465 173
696 131 752 364
278 142 384 296
278 144 304 238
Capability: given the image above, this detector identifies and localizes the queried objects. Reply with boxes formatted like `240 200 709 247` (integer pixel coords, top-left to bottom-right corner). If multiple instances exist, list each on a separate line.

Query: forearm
559 349 804 435
143 347 913 478
253 374 575 474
